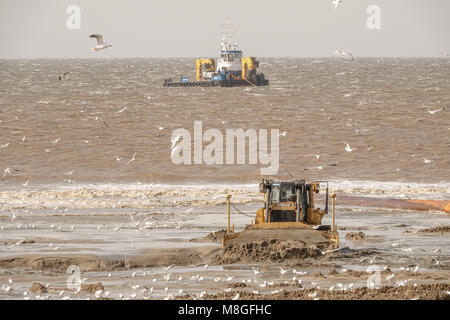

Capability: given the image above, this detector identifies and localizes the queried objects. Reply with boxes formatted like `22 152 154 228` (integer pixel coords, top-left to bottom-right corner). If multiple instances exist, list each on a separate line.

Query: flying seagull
344 142 353 152
332 0 343 10
334 49 354 60
90 34 112 52
427 107 446 115
59 72 69 81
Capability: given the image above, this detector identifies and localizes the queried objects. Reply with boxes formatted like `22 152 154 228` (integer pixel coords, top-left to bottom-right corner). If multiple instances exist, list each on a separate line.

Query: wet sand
0 187 449 300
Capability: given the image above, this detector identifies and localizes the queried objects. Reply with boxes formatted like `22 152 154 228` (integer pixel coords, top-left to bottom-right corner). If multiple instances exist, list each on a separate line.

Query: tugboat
163 20 269 88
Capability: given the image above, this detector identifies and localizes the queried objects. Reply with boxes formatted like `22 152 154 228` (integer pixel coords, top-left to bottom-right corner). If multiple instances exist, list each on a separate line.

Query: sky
0 0 449 58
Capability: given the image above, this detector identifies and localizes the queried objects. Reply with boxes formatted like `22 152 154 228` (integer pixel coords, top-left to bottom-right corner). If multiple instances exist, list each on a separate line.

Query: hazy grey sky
0 0 449 58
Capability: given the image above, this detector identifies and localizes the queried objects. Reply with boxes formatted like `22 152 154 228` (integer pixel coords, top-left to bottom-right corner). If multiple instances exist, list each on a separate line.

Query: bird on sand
90 34 112 52
165 264 176 271
280 267 289 275
8 238 26 249
252 267 260 275
315 247 340 255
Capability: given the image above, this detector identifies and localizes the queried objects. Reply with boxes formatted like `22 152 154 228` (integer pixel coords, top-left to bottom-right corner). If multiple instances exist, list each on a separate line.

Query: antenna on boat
220 17 237 50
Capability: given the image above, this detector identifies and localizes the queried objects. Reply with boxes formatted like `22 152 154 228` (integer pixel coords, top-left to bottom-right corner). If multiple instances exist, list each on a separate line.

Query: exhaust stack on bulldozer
223 180 339 250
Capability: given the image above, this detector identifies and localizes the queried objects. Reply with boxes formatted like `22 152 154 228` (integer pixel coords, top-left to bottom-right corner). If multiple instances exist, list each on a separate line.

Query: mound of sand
202 283 450 300
0 255 101 272
218 240 323 264
29 282 47 294
81 282 104 294
418 226 450 234
203 229 227 242
0 246 221 272
345 232 366 241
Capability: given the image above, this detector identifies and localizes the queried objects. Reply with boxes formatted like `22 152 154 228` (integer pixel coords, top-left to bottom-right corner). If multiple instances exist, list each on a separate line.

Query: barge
163 21 269 88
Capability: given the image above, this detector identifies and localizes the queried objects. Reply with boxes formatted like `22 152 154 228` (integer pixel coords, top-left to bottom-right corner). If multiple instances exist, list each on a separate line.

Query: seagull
280 267 289 275
90 34 112 52
52 137 62 144
232 293 240 300
117 107 127 113
59 72 69 81
252 267 260 275
1 168 12 180
165 264 176 271
441 52 449 57
423 158 432 164
332 0 343 10
95 116 110 128
271 289 282 294
126 152 136 165
94 290 103 298
315 247 340 255
334 49 354 60
427 107 445 115
8 238 26 249
344 142 353 152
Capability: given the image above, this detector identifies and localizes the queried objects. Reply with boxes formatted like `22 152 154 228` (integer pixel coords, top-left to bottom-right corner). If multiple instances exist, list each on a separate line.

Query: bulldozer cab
257 179 329 226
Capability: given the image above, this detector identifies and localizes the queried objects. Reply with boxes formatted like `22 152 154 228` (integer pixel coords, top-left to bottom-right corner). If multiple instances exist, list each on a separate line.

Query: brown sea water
0 58 449 192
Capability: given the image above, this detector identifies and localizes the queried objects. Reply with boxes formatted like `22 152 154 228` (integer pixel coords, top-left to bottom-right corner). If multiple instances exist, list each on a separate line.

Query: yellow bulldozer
223 179 339 250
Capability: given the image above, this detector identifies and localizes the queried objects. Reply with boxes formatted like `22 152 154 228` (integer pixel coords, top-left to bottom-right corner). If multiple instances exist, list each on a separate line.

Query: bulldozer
222 179 339 250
